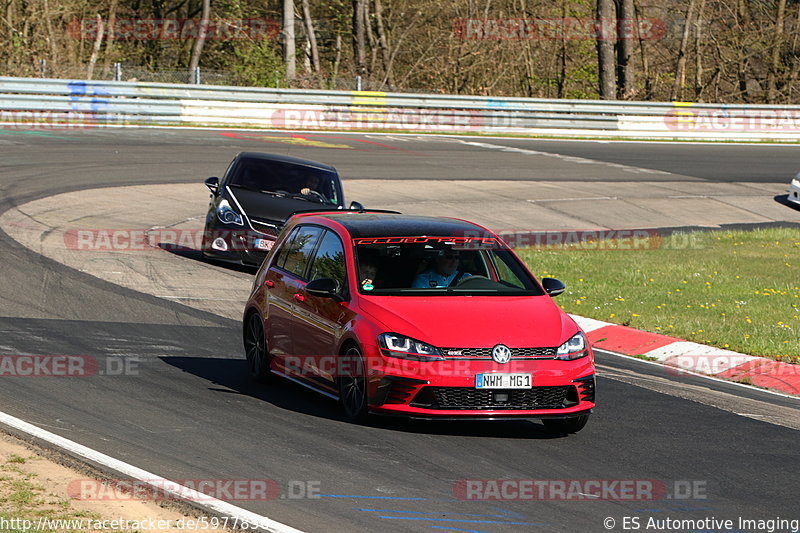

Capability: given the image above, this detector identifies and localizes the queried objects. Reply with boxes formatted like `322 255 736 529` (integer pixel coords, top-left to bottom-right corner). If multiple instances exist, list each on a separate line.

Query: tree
597 0 617 99
670 0 696 101
188 0 211 82
300 0 320 74
616 0 635 98
767 0 788 103
352 0 367 79
283 0 296 80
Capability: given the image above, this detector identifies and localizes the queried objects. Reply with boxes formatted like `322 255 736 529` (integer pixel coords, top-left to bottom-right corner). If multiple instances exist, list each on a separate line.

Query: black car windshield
229 159 339 205
354 236 544 296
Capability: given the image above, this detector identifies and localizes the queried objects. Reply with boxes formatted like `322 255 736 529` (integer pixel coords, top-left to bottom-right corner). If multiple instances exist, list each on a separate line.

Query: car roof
237 152 337 173
306 213 490 238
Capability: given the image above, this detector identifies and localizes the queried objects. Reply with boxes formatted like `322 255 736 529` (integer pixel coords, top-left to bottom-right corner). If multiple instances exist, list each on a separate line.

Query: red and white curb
570 315 800 396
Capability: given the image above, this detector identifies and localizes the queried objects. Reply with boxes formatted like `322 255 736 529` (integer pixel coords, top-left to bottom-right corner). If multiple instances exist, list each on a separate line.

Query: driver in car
411 249 471 288
299 175 326 202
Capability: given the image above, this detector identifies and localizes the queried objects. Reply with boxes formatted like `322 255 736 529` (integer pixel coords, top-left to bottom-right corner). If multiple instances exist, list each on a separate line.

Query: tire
337 346 369 422
243 313 273 383
543 415 589 434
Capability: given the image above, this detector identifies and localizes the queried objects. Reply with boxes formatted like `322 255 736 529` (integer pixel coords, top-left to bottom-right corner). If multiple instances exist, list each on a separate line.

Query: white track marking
0 410 305 533
460 140 674 175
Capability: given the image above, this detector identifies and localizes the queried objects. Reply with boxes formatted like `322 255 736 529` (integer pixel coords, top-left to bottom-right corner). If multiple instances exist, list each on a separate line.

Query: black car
202 152 362 266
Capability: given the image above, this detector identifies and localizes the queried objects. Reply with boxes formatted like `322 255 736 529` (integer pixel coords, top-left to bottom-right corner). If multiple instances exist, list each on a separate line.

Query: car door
264 225 324 372
292 229 350 391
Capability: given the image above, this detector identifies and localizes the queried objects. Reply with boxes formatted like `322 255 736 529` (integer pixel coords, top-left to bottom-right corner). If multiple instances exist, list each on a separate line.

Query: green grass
516 227 800 363
0 452 111 533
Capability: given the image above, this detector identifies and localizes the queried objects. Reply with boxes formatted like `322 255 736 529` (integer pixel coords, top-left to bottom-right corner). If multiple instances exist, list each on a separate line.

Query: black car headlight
217 199 243 226
556 332 588 360
379 333 444 361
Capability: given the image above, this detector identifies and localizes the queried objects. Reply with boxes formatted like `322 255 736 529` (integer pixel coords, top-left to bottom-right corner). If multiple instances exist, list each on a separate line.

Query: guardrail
2 76 800 141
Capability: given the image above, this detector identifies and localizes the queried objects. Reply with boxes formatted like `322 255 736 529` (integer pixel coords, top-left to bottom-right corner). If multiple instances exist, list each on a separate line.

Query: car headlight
217 199 243 226
556 332 588 360
379 333 444 361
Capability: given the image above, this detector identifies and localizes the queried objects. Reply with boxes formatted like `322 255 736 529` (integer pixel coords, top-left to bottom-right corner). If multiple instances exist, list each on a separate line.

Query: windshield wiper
230 184 289 198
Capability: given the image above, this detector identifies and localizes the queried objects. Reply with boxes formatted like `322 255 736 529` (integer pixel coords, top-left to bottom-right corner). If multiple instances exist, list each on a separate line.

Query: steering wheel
450 275 491 287
305 190 328 203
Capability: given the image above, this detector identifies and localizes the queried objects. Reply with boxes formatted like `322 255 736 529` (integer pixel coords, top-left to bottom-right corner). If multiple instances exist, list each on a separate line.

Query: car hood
357 295 577 348
228 187 340 222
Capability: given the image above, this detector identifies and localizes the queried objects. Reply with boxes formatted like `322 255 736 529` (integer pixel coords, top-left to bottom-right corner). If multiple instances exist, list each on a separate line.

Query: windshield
229 159 340 205
354 236 544 296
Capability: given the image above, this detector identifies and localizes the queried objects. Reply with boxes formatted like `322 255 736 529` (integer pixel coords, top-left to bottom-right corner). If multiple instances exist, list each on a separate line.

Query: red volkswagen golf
243 213 595 433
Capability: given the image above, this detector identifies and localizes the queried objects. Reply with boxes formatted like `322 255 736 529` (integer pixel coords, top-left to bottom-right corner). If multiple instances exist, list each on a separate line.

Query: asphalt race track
1 128 799 532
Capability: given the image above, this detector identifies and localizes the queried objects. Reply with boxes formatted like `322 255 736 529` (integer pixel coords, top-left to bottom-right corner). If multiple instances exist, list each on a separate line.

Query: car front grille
250 219 280 236
440 347 556 359
411 385 572 410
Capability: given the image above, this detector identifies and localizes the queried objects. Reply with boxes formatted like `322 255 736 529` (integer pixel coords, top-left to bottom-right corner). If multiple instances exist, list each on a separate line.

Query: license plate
254 238 274 251
475 373 531 389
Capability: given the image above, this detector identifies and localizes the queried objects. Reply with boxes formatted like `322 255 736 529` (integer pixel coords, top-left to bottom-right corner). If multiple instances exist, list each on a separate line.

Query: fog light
211 237 228 251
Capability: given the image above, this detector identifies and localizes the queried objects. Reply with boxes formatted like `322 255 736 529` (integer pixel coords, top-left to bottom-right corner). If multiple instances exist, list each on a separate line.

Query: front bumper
202 225 274 266
365 354 596 419
788 179 800 205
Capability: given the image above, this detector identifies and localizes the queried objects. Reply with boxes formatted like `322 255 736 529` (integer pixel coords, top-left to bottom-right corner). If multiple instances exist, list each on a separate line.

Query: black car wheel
244 313 273 382
338 346 368 422
543 415 589 435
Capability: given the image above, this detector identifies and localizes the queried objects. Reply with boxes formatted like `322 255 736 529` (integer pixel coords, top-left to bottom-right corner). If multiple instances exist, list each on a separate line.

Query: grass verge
0 452 105 533
516 227 800 363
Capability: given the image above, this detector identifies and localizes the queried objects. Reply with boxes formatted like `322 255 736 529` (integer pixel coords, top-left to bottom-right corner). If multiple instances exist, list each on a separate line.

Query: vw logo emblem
492 344 512 364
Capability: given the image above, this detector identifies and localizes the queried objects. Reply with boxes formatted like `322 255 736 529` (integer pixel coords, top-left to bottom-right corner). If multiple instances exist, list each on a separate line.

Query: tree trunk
736 0 751 101
596 0 617 99
634 0 652 99
86 14 104 80
188 0 210 81
332 33 342 86
373 0 394 89
670 0 696 101
694 0 705 100
352 0 367 78
767 0 787 103
300 0 320 74
615 0 635 98
365 0 378 75
282 0 296 80
42 0 58 67
102 0 118 77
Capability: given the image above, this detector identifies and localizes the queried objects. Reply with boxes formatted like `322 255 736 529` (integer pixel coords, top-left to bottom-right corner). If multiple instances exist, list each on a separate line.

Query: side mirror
305 278 343 301
348 201 365 211
541 277 566 297
205 177 220 194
